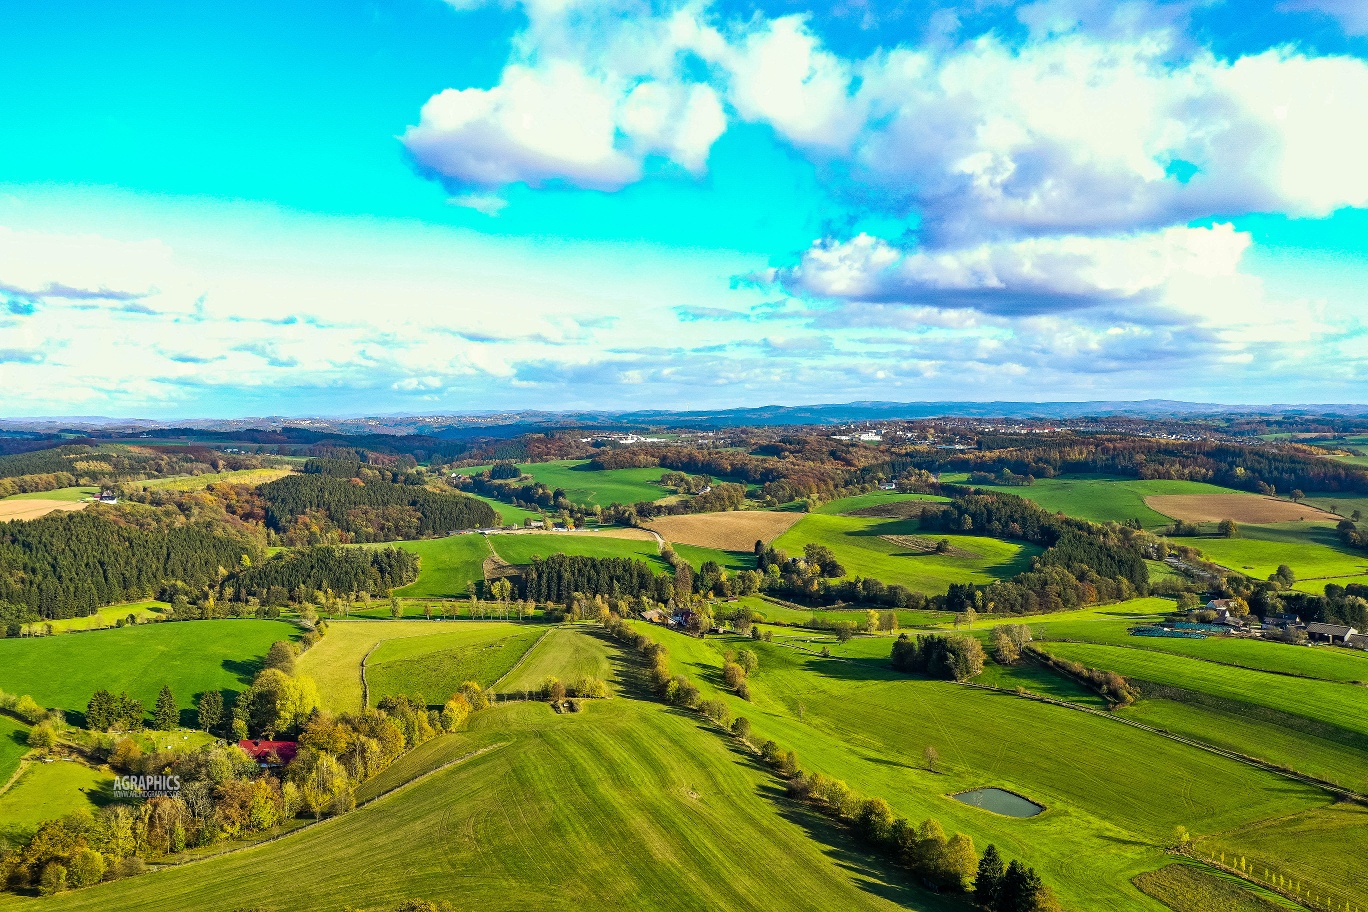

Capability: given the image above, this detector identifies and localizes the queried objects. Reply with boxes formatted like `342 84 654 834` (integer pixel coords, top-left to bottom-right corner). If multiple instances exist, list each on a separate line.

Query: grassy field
1038 642 1368 743
945 475 1245 528
0 761 114 844
366 626 545 706
516 459 676 507
490 532 669 570
1302 492 1368 517
34 600 166 634
1132 864 1288 912
0 700 940 912
813 491 950 515
0 620 298 725
139 467 293 491
672 543 756 573
1183 523 1368 581
298 620 520 712
1293 574 1368 594
773 513 1039 594
1 486 95 502
1202 804 1368 911
0 716 28 788
493 626 613 694
631 622 1329 912
379 534 492 598
460 490 542 524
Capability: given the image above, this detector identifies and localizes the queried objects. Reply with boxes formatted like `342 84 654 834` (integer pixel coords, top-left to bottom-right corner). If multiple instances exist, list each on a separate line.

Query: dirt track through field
1145 494 1339 524
646 510 804 550
0 500 87 522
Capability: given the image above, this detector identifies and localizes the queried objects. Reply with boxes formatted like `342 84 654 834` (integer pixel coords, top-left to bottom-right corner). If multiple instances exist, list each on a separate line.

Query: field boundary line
360 642 379 710
145 742 507 874
490 627 554 691
956 681 1366 803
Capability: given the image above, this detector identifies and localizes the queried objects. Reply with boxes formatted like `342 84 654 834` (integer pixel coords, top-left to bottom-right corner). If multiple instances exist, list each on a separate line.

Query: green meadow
0 761 114 844
34 600 166 634
630 622 1330 912
813 491 951 515
378 534 492 598
366 625 545 706
1186 523 1368 580
493 627 615 693
773 513 1039 594
461 490 542 524
672 542 756 573
0 699 937 912
1 486 95 502
138 467 293 491
0 620 298 723
517 459 676 506
0 716 28 788
943 474 1246 528
1038 642 1368 743
490 532 669 570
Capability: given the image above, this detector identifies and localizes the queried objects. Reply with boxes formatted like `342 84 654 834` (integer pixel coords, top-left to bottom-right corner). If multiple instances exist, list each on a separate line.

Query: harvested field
879 534 979 558
646 510 803 550
0 499 86 522
1146 494 1338 524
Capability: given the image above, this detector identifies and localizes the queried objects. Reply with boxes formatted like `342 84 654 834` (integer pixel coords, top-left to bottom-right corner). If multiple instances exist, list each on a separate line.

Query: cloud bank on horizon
1 0 1367 416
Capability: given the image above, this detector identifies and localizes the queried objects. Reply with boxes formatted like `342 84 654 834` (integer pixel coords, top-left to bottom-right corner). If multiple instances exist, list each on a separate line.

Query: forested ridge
261 469 496 543
0 509 260 619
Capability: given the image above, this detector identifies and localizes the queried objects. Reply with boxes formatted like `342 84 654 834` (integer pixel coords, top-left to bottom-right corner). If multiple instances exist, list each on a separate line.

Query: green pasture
367 626 544 707
631 622 1328 912
516 459 675 506
1185 523 1368 581
1302 492 1368 518
377 534 492 598
1203 804 1368 911
0 620 298 724
947 474 1247 528
1293 574 1368 594
299 620 517 713
34 600 166 634
0 761 115 844
1132 864 1291 912
672 543 755 573
813 491 950 515
773 513 1039 594
0 716 28 788
0 700 939 912
1038 642 1368 743
460 491 542 524
1 486 95 502
490 532 669 570
493 626 613 693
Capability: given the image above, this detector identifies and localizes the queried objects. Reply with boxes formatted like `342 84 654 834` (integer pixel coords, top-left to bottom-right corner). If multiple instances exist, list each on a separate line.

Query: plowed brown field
646 511 803 550
1145 494 1338 524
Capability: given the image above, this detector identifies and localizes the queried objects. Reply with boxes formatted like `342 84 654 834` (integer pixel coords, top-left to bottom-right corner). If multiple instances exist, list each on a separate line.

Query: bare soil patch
1145 494 1339 524
879 534 980 559
646 511 803 550
0 500 87 522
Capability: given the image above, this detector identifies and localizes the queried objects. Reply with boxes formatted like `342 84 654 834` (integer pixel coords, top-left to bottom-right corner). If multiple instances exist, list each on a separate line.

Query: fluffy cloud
775 224 1251 315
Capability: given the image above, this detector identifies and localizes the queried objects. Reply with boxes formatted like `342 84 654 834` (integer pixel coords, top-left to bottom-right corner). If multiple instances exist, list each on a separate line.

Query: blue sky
2 0 1367 417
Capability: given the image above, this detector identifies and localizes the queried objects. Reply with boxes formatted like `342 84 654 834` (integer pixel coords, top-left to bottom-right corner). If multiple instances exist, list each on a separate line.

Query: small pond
952 788 1044 818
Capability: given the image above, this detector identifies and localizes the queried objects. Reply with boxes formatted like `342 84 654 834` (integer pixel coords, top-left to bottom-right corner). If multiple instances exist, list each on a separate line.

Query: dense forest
261 470 495 543
230 546 419 603
0 510 260 620
520 553 673 604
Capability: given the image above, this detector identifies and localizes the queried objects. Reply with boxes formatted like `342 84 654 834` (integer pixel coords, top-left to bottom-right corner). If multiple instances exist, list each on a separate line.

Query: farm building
238 739 298 768
641 608 666 624
1306 623 1359 645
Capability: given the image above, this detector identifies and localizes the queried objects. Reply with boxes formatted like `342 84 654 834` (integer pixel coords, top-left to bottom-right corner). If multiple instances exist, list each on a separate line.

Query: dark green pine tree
196 690 224 735
975 844 1005 909
153 685 179 731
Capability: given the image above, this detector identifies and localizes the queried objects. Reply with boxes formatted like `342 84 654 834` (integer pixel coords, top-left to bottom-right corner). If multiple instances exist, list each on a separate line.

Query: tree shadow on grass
758 781 968 911
222 657 263 685
6 727 27 750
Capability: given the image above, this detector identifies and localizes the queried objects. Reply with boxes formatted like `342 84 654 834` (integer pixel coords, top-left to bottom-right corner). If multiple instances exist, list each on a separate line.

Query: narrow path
360 642 380 710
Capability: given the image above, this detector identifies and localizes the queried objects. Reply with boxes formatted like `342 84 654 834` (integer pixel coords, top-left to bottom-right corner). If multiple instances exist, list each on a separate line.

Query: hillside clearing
366 625 545 707
0 499 86 522
646 510 802 550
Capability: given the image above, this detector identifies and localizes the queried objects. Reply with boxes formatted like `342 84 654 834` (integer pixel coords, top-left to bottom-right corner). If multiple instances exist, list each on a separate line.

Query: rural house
238 740 299 768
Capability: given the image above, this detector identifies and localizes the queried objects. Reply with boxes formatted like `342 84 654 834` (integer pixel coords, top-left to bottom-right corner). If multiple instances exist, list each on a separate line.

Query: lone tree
1217 518 1239 538
924 745 940 772
153 686 178 731
197 691 224 734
